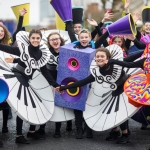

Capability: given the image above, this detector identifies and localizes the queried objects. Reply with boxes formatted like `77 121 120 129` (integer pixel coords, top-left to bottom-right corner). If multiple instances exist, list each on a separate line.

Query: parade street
0 113 149 150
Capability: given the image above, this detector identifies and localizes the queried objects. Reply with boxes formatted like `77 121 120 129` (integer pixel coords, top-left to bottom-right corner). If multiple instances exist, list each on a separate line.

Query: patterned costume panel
55 44 95 111
83 44 140 131
124 58 150 105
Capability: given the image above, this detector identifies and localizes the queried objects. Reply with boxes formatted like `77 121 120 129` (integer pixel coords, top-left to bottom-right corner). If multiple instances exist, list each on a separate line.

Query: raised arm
89 11 113 39
94 31 109 48
65 21 77 42
60 74 95 91
12 8 27 44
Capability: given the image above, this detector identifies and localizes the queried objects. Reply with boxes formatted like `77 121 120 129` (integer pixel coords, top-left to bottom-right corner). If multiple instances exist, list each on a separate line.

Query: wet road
0 113 150 150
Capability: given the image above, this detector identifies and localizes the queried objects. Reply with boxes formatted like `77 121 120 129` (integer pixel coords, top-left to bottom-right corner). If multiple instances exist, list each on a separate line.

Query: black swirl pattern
92 68 117 90
21 43 37 75
48 55 59 65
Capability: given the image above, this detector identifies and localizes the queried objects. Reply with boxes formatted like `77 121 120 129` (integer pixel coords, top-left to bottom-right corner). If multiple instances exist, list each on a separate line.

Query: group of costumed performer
0 0 149 146
53 0 149 144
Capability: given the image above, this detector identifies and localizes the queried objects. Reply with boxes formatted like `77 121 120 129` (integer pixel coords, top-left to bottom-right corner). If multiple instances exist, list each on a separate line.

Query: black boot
27 131 45 140
66 120 72 131
0 141 3 147
2 127 8 133
37 129 45 135
105 130 121 141
53 130 61 138
141 124 148 130
117 134 130 144
86 127 93 138
15 136 30 144
76 128 83 139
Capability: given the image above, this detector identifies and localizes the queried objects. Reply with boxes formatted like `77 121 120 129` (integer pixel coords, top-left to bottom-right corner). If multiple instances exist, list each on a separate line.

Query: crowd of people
0 0 149 149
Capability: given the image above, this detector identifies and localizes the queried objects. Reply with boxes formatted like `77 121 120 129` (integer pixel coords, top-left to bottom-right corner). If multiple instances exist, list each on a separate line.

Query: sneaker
76 128 83 139
15 136 30 144
2 127 8 133
27 131 45 140
141 124 148 130
53 130 61 138
105 130 121 141
0 141 3 147
37 129 45 135
117 134 130 144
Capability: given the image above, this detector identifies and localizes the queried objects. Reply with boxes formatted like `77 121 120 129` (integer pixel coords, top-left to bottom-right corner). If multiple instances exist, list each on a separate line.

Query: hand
4 55 14 63
87 19 98 26
19 8 27 16
132 13 141 23
124 0 130 10
124 34 135 41
54 86 64 94
102 11 114 23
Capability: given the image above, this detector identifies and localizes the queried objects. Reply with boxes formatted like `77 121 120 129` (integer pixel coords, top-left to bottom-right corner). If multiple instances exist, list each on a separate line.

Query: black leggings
55 120 72 131
16 116 37 135
74 109 83 128
120 120 128 131
113 120 128 131
2 109 9 128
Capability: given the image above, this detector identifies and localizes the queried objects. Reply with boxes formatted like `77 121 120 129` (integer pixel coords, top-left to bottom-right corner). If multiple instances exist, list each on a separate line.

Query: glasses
49 38 60 42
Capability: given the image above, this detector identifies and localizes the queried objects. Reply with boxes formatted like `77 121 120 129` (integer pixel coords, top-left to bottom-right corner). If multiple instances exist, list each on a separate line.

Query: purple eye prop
60 77 82 103
68 58 80 71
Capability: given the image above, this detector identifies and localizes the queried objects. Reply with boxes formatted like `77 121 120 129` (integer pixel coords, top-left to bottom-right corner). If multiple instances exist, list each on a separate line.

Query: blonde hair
78 28 91 38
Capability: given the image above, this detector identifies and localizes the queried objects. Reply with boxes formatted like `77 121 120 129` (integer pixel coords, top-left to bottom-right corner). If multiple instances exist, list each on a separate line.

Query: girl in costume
0 29 60 144
63 13 113 139
0 8 27 147
6 31 74 139
33 32 73 138
56 47 143 143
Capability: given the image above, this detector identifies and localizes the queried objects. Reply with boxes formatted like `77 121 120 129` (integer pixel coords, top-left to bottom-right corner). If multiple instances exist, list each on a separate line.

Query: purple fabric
106 14 136 35
50 0 72 22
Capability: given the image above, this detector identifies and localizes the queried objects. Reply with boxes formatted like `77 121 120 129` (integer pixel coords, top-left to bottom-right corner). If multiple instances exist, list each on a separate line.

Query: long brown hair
95 47 112 59
112 35 129 56
0 24 11 45
47 32 65 48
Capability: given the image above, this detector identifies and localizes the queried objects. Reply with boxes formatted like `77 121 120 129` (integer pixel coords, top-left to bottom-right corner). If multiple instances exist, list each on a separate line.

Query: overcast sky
0 0 40 25
0 0 103 26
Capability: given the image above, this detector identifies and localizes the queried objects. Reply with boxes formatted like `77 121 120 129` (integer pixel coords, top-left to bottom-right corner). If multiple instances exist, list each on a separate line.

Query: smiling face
144 22 150 34
95 51 108 67
78 32 91 47
48 34 61 51
112 37 123 47
29 33 41 47
0 27 5 40
74 24 82 34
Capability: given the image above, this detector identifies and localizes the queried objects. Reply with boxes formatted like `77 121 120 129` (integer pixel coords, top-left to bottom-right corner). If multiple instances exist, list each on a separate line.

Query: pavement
0 112 150 150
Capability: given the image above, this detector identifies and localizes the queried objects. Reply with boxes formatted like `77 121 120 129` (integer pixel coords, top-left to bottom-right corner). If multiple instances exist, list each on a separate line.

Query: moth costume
0 31 59 125
60 44 143 131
